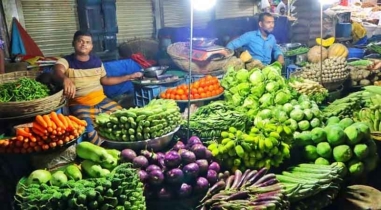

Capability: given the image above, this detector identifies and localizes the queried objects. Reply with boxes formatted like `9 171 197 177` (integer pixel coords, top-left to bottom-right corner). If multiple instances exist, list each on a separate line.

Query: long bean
0 77 50 102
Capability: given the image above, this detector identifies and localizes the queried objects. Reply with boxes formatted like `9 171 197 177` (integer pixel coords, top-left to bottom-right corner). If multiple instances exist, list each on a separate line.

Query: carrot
16 128 32 138
42 136 48 141
15 141 23 147
30 137 37 142
32 128 45 137
43 115 52 127
65 116 75 130
24 127 31 133
50 135 56 140
68 116 87 127
51 130 57 135
23 142 29 149
32 123 47 134
29 142 37 147
34 146 41 152
51 121 57 129
58 114 68 129
16 136 24 141
27 148 34 153
64 136 71 143
49 142 57 148
35 115 48 128
57 140 64 146
23 138 29 143
69 135 75 140
50 112 65 129
37 141 44 146
47 127 53 133
42 144 49 150
20 148 27 154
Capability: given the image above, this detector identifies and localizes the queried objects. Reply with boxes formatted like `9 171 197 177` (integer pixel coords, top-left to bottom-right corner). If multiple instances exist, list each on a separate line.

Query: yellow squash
328 43 349 58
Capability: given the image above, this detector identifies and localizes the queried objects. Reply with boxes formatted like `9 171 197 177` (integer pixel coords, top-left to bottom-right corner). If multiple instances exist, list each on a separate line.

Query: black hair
72 30 92 46
258 12 274 23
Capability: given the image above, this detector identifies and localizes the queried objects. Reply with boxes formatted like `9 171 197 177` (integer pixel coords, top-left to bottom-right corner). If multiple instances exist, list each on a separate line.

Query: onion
121 149 137 163
208 162 221 173
138 170 148 182
196 159 209 175
164 151 182 168
148 170 164 185
206 170 218 185
133 156 149 169
193 177 209 194
187 136 202 148
191 144 207 159
177 183 192 198
165 168 184 184
181 150 196 165
172 141 185 151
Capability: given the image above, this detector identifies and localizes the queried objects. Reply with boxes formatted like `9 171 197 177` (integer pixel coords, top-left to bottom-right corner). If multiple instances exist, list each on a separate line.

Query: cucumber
285 171 336 180
290 167 334 175
128 128 135 135
298 163 335 170
136 115 147 122
64 164 82 181
276 175 318 184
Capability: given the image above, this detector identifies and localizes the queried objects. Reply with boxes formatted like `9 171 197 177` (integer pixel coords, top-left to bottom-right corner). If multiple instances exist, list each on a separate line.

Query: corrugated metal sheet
21 0 79 57
162 0 213 28
116 0 154 43
215 0 256 19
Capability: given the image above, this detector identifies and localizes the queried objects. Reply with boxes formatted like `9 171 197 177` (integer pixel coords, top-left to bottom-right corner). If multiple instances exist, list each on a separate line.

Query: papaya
311 127 326 144
326 116 340 125
333 145 353 162
344 125 361 145
294 131 313 146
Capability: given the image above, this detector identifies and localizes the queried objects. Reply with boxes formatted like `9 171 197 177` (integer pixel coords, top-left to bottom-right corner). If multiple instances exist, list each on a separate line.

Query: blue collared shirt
226 30 283 65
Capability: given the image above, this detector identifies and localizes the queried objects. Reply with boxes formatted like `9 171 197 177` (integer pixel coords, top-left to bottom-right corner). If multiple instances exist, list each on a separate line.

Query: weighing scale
177 45 230 61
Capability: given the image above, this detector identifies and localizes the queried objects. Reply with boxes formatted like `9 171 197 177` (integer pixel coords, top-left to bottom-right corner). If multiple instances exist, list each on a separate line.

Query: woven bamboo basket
167 42 234 74
0 71 64 117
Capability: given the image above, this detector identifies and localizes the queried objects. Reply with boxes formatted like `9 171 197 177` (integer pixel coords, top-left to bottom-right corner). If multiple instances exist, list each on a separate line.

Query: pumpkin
307 46 328 63
328 43 348 58
240 50 252 62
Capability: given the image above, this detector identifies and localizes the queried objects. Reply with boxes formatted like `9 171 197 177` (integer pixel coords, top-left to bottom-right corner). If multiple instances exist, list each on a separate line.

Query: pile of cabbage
221 62 297 121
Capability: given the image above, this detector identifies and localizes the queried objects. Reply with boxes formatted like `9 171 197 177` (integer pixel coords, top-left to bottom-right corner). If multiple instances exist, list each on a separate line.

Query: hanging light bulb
193 0 217 11
319 0 330 5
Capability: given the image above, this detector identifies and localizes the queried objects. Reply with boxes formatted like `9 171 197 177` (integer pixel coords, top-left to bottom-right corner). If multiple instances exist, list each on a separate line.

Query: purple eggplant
200 180 226 203
194 177 209 194
177 183 192 198
133 156 149 169
157 187 173 199
225 175 235 190
183 163 200 180
156 152 165 160
230 169 243 189
140 150 158 164
164 151 182 168
246 167 268 186
196 159 209 175
173 141 186 151
237 169 250 189
205 149 212 162
165 168 184 184
208 162 220 173
191 144 207 159
148 169 164 185
252 174 276 186
225 191 250 201
206 170 218 185
146 164 161 173
138 170 148 182
180 150 197 165
254 179 278 188
187 136 202 147
121 149 137 163
242 170 257 186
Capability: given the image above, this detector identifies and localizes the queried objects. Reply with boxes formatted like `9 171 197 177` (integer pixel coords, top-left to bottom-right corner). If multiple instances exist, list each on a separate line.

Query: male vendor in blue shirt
226 12 284 66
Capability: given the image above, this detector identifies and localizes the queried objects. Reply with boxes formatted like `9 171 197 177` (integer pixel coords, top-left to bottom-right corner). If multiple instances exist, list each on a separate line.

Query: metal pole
320 2 323 85
187 0 194 140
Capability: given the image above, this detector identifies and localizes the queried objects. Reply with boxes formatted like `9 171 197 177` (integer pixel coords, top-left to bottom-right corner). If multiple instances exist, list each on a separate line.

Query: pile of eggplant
199 168 289 210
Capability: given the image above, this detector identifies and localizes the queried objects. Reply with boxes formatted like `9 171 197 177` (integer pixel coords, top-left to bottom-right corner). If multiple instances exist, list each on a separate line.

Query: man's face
259 16 275 33
74 35 93 55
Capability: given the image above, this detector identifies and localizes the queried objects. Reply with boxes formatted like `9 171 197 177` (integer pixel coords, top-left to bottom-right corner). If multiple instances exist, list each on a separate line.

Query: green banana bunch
357 107 381 132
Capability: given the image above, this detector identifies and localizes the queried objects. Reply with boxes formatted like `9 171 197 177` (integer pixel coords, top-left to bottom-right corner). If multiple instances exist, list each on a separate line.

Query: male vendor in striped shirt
54 31 143 145
226 12 284 66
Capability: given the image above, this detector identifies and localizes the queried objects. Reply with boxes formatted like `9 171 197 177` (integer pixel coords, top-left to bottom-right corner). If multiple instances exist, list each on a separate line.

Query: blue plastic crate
286 64 302 79
133 79 186 107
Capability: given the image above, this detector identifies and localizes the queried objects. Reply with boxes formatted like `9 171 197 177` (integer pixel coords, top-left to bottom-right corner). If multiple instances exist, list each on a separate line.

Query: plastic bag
31 145 76 171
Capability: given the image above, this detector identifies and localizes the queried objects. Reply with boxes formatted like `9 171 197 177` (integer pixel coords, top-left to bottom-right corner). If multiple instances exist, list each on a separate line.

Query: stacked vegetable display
15 163 146 210
0 113 86 154
355 86 381 132
322 91 363 119
294 117 378 177
121 136 220 200
347 59 374 86
289 78 328 104
0 77 50 102
300 57 349 83
185 101 248 140
276 163 344 209
160 75 224 100
95 99 182 142
199 168 289 210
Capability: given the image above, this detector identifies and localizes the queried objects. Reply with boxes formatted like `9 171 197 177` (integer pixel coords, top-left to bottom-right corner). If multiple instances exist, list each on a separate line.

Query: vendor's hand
63 78 76 99
130 72 143 79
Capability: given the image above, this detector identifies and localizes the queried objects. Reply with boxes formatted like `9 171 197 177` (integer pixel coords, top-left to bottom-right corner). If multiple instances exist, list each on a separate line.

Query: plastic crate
283 56 296 77
134 79 186 107
286 64 302 79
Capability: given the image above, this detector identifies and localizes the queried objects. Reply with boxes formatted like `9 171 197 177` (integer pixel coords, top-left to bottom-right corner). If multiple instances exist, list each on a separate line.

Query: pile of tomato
160 75 224 100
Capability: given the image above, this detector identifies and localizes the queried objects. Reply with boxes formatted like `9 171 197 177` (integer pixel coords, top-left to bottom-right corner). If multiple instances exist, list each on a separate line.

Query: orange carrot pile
0 112 87 154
